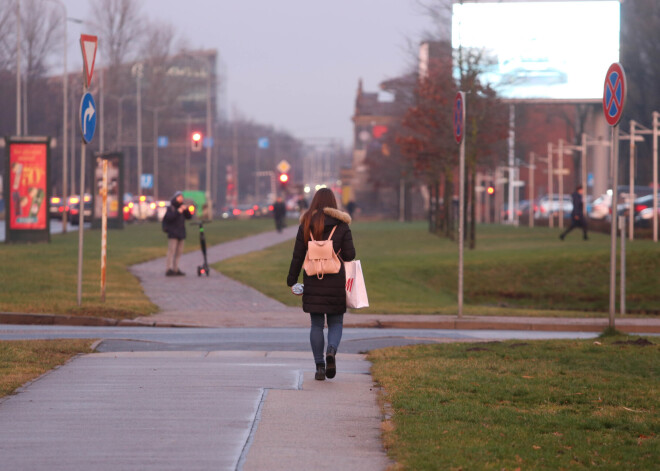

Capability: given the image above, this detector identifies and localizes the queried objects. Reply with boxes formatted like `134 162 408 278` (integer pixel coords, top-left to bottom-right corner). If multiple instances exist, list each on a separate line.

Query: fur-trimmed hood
299 207 352 224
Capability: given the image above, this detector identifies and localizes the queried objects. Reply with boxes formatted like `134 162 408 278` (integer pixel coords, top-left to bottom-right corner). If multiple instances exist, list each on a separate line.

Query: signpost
77 34 98 306
603 62 627 328
453 91 466 318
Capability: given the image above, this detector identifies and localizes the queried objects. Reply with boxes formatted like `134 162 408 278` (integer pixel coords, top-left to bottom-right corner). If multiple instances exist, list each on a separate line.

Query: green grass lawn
0 339 94 398
0 218 276 318
215 221 660 317
369 335 660 470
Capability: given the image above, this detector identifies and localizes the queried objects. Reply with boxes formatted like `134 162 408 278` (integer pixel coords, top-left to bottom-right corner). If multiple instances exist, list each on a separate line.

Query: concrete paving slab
243 371 391 471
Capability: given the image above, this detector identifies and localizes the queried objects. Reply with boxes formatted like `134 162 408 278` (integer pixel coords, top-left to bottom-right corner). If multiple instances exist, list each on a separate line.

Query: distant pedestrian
560 185 588 241
297 194 309 212
273 196 287 232
287 188 355 381
162 191 192 276
345 200 357 219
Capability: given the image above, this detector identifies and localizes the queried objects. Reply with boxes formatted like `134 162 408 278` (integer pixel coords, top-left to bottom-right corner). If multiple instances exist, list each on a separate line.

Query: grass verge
369 336 660 470
0 218 276 318
0 339 94 398
215 221 660 316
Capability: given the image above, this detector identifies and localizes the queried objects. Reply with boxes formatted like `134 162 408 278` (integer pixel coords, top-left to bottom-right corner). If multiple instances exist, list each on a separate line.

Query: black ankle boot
315 364 326 381
325 346 337 379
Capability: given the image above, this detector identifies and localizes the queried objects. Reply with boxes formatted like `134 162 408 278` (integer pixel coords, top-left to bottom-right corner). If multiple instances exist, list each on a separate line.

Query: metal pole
61 3 68 231
185 114 191 190
581 133 588 218
508 104 515 224
458 134 465 318
232 120 239 206
77 139 86 306
609 127 619 328
255 144 260 201
558 139 564 229
153 108 158 200
529 152 535 228
99 69 104 152
16 0 21 136
100 158 108 302
653 112 659 243
136 64 143 207
547 143 554 228
629 120 636 240
206 68 213 219
620 215 625 315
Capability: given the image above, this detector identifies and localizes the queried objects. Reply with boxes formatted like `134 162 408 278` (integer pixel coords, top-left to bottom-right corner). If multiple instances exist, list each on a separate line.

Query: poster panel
9 142 48 230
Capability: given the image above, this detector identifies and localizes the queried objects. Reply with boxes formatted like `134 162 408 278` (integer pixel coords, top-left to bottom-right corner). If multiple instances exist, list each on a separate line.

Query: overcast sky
62 0 435 146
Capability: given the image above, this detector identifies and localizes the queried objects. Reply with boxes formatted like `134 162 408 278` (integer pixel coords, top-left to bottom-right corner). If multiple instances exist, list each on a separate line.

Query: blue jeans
309 313 344 365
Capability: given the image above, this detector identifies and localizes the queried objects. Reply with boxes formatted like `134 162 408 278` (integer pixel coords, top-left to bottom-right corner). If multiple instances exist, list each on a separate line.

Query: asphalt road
0 325 600 353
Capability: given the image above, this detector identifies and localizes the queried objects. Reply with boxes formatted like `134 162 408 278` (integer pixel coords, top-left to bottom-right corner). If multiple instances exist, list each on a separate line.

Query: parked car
232 204 257 219
589 193 612 220
635 206 660 228
49 196 67 219
69 194 92 225
131 195 157 221
534 195 572 219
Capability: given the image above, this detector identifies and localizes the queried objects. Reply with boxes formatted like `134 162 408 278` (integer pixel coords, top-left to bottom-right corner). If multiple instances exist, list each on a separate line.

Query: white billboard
452 1 621 100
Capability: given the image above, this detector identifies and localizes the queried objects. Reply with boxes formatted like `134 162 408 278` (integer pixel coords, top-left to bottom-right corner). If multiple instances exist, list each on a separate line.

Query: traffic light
191 132 203 152
279 173 289 185
487 186 495 196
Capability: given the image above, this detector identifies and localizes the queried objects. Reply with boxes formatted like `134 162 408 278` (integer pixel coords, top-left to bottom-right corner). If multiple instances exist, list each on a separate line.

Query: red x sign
603 63 626 127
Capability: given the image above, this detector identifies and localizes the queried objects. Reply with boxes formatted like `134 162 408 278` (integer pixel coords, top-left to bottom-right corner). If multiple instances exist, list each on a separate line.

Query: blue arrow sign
141 174 153 189
79 92 97 143
258 137 269 149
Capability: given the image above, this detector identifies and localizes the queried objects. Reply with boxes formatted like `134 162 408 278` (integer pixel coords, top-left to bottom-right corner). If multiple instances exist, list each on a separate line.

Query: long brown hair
302 188 338 243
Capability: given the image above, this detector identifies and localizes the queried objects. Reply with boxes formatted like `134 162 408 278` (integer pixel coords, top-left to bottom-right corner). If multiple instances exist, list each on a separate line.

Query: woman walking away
287 188 355 381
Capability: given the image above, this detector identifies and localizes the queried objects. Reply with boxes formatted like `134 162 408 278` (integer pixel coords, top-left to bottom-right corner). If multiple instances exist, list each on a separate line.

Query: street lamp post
15 0 21 136
132 63 144 212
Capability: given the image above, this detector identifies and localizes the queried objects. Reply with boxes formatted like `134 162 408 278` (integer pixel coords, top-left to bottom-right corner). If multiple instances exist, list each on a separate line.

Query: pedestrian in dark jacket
273 196 286 232
560 185 588 240
287 188 355 381
162 191 192 276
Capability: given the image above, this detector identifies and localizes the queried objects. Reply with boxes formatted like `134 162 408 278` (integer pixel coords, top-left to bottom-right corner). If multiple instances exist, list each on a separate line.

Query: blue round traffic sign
453 91 466 144
79 92 97 143
603 63 626 127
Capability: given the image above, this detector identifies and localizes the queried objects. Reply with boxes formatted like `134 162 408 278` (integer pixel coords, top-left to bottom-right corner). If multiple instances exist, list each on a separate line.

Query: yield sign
80 34 98 88
603 63 626 127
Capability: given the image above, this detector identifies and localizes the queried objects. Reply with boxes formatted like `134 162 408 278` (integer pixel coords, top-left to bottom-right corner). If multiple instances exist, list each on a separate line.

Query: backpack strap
309 231 316 241
327 225 337 241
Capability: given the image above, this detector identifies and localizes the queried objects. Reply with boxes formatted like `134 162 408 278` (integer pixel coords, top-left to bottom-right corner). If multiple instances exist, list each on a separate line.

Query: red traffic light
487 186 495 195
279 173 289 183
191 132 203 151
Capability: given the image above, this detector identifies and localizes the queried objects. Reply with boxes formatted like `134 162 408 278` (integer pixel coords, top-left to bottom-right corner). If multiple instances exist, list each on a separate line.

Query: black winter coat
162 198 192 239
287 208 355 314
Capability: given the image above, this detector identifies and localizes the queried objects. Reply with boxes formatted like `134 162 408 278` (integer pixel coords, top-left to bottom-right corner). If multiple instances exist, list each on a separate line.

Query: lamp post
182 52 214 218
131 63 144 211
15 0 21 136
147 105 167 201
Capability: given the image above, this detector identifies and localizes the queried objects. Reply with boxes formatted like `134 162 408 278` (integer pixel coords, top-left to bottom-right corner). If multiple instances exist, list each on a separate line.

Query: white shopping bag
345 260 369 309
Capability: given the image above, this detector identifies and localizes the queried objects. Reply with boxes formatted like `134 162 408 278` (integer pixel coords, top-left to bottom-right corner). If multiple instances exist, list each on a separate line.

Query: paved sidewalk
0 350 389 471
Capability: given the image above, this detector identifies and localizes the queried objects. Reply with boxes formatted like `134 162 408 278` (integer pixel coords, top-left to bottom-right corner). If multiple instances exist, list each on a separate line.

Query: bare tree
20 0 62 133
0 0 17 72
90 0 144 68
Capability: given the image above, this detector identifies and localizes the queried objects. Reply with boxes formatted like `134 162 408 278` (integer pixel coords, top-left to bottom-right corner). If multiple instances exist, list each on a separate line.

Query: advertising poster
9 142 48 230
92 152 124 230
